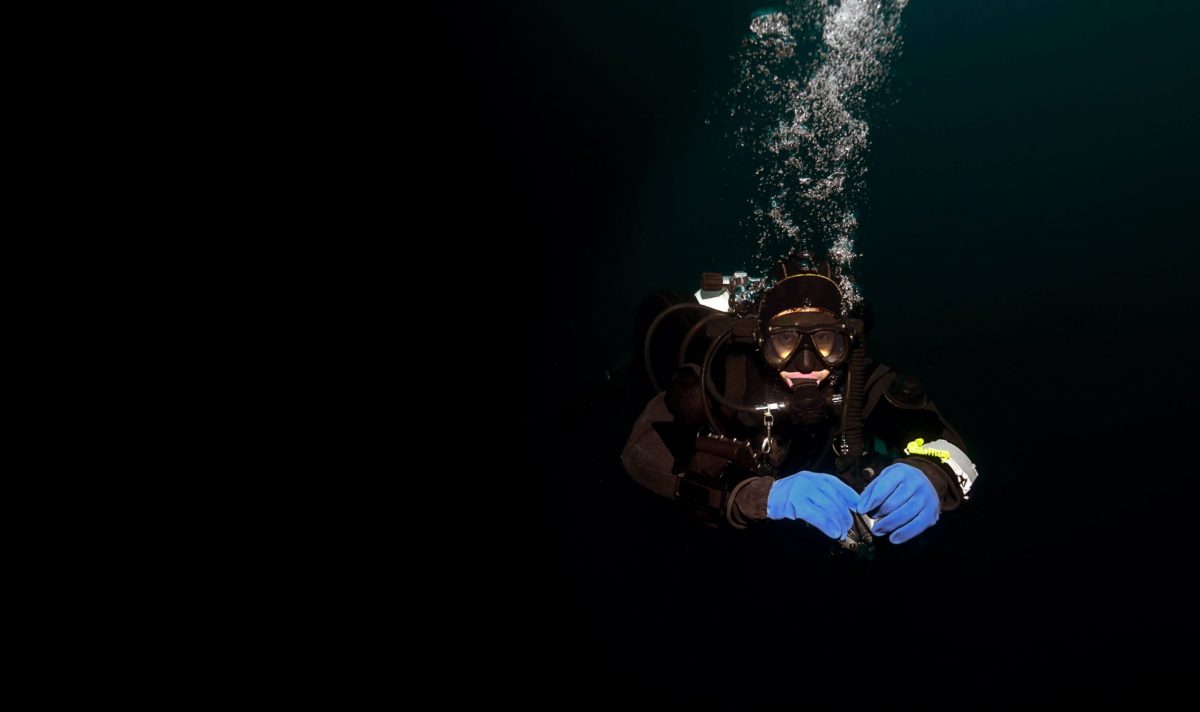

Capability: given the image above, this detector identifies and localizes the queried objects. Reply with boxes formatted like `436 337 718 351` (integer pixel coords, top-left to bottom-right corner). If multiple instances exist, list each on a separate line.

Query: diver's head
758 255 851 378
756 253 856 423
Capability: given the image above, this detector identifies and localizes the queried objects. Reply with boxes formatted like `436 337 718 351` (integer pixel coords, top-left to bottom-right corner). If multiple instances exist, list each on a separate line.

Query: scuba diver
621 252 980 553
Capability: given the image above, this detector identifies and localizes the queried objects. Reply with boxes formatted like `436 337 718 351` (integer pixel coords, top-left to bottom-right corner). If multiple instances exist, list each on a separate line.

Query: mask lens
812 330 847 365
766 331 799 366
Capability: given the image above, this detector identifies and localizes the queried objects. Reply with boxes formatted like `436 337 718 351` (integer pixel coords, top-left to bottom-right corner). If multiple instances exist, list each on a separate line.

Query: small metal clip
761 409 775 454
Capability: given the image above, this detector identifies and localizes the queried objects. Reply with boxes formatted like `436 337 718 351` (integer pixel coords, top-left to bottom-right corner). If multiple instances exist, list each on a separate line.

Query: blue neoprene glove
766 471 860 539
857 462 939 544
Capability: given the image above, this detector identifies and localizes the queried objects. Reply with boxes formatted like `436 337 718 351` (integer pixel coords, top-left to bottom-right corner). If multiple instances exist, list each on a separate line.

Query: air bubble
731 0 908 314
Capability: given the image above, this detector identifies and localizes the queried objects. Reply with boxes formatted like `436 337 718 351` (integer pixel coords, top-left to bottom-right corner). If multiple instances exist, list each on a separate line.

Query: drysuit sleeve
620 391 687 501
864 369 978 512
620 367 774 528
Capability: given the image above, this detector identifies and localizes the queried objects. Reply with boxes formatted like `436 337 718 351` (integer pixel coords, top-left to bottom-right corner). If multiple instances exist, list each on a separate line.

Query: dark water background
448 0 1199 699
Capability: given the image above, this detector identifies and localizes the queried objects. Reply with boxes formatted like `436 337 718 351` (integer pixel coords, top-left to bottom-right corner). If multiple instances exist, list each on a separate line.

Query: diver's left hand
857 463 939 544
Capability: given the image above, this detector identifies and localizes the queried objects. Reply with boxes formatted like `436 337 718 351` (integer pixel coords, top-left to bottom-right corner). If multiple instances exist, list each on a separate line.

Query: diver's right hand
766 470 859 539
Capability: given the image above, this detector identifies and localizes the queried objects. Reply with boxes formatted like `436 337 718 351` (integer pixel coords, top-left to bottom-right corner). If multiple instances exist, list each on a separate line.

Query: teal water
456 0 1199 698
